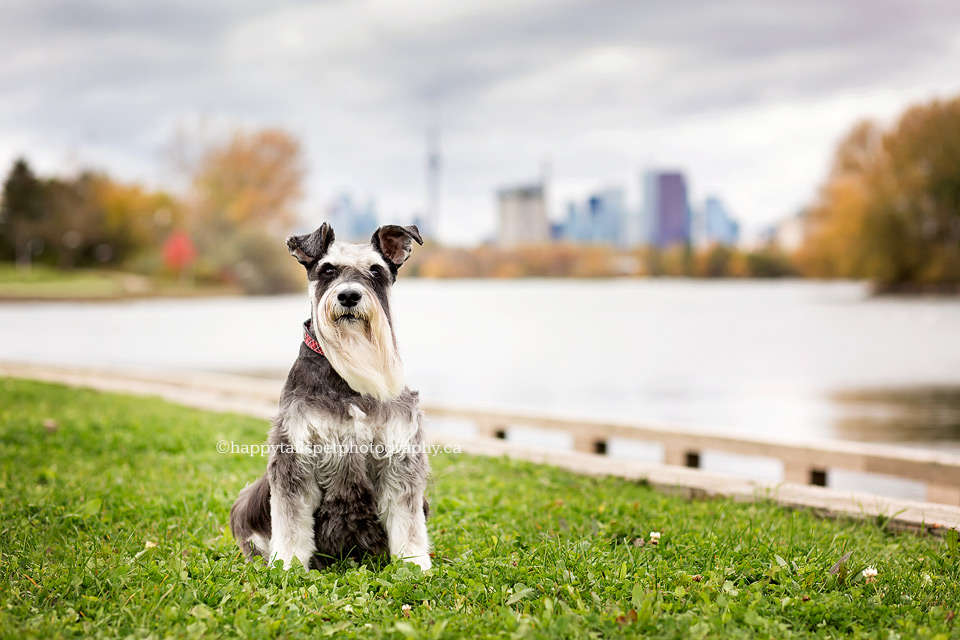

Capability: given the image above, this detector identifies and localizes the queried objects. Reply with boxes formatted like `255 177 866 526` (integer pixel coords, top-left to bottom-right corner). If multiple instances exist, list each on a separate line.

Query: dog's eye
370 264 384 277
319 263 337 276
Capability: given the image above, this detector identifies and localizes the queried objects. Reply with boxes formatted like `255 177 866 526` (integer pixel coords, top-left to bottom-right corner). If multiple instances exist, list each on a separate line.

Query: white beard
312 288 405 402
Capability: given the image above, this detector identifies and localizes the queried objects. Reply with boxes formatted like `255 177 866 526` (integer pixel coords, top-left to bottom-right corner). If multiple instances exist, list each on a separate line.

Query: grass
1 379 959 639
0 264 239 300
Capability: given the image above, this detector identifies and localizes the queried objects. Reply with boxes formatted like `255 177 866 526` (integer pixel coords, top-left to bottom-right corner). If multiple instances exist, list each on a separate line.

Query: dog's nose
337 289 362 308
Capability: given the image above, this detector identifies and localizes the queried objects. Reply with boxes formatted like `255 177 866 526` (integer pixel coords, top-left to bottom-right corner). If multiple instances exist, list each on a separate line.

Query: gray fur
229 223 430 570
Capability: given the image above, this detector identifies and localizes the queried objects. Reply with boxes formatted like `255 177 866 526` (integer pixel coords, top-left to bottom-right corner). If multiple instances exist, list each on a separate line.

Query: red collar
303 319 325 356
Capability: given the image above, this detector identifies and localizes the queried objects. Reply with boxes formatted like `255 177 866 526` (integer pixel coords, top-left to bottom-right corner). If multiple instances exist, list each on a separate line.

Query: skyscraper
561 188 627 245
588 188 626 245
642 171 691 247
697 196 740 247
325 192 379 242
497 184 548 247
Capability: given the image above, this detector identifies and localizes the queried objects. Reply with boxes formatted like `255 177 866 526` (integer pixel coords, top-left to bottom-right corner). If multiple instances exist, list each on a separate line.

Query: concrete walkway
2 361 958 536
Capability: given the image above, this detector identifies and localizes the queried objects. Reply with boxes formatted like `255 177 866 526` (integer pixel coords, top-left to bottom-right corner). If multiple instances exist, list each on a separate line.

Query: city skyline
501 167 743 248
3 1 960 245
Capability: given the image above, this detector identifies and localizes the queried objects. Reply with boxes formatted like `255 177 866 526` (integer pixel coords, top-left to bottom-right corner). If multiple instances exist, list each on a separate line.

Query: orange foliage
798 96 960 287
192 128 304 234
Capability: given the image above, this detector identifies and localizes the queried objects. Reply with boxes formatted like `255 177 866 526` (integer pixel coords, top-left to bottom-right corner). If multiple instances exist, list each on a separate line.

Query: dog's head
286 223 422 401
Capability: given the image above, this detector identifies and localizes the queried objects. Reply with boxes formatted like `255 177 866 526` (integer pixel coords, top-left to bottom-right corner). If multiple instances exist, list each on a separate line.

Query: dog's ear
371 225 423 268
286 223 335 267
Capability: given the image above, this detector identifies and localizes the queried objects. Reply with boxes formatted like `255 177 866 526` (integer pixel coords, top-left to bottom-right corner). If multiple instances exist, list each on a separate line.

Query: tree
191 128 304 234
1 159 184 270
880 99 960 285
41 174 105 269
184 127 306 294
0 159 46 268
800 97 960 288
696 244 734 278
89 175 183 267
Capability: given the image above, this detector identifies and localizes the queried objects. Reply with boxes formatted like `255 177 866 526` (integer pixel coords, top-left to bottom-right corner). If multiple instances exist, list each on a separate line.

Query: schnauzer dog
229 222 431 571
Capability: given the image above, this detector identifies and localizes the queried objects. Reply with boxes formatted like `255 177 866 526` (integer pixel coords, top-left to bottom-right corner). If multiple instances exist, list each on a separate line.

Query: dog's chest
287 402 419 456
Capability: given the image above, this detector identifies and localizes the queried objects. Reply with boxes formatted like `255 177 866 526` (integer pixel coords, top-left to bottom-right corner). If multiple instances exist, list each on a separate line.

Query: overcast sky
2 0 960 244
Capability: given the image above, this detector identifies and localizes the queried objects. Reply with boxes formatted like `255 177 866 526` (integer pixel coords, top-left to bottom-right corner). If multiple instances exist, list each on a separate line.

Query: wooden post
784 462 827 486
573 434 607 455
476 420 506 440
665 445 700 468
783 461 807 484
926 483 960 506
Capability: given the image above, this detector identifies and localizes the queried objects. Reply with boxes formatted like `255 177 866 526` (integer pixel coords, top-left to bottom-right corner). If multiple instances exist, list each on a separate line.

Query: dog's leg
267 449 319 570
376 456 431 571
229 474 272 561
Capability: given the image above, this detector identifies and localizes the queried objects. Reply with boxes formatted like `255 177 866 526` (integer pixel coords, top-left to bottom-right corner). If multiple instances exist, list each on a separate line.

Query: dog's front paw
268 554 292 570
406 554 432 571
269 550 309 571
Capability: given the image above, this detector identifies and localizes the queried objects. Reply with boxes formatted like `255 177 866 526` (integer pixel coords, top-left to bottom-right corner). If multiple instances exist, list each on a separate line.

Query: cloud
2 0 960 244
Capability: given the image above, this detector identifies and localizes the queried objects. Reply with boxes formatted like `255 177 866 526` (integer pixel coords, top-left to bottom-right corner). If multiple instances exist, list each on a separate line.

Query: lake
3 279 959 497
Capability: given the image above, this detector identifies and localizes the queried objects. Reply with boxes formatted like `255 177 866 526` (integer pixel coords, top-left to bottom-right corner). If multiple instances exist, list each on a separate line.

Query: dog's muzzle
328 286 371 323
338 289 362 308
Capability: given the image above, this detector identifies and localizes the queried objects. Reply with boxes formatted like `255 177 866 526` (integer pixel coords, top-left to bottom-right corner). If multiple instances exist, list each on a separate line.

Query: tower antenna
425 103 441 238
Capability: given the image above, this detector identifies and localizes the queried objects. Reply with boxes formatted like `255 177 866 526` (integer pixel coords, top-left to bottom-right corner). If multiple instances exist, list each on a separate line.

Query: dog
229 222 431 571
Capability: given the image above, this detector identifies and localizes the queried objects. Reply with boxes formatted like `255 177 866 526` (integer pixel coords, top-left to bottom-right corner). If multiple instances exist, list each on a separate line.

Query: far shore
1 264 959 302
0 288 245 303
0 265 243 302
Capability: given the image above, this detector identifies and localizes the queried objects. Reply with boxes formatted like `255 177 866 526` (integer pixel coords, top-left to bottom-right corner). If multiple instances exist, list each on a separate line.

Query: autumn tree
695 244 736 278
190 128 304 235
41 174 106 269
800 97 960 288
0 158 185 270
179 127 306 294
89 176 182 267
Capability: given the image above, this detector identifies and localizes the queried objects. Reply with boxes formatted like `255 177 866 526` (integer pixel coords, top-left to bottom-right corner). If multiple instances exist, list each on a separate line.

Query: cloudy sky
3 0 960 244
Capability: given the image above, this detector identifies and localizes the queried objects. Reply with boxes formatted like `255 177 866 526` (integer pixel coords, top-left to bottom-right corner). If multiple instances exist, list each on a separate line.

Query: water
3 279 960 497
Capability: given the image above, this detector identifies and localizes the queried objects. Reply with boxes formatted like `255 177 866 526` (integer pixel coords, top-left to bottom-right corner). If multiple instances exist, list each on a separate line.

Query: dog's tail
229 475 272 561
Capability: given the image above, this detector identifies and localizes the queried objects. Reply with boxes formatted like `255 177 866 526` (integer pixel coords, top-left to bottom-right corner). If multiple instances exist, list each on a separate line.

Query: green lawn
1 379 958 639
0 264 239 300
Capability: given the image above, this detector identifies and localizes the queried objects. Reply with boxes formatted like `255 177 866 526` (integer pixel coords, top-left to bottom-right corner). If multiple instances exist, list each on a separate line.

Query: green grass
0 264 239 300
1 378 959 639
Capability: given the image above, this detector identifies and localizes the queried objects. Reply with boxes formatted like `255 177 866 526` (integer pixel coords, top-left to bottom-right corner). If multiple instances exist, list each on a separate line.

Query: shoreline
2 275 960 303
0 265 245 302
870 281 960 296
0 288 245 303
